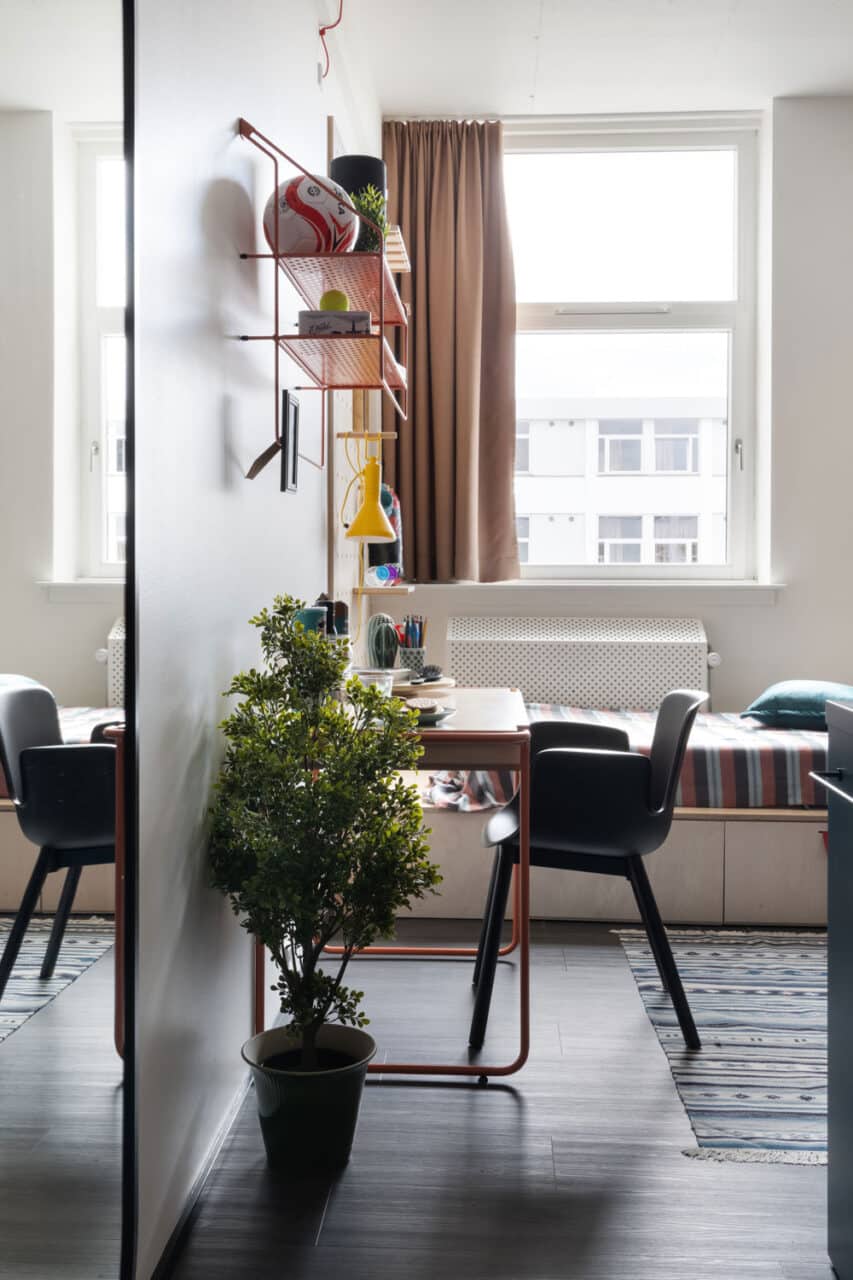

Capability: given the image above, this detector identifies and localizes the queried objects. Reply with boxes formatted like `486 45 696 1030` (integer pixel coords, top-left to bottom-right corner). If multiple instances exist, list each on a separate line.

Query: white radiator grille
107 617 125 707
447 616 708 709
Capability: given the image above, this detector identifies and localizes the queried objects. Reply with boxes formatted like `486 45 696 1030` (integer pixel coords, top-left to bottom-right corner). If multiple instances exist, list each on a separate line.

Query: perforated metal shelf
278 334 406 391
278 253 406 326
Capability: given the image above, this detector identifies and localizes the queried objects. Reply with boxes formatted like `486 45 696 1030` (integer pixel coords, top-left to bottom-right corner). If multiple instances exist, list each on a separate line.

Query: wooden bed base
0 799 830 926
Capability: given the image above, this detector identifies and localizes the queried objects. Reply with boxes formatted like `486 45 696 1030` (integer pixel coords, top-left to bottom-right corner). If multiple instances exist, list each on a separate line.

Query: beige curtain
382 120 519 583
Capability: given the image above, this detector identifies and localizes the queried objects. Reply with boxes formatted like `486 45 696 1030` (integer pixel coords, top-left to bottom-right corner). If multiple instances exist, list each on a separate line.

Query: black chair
0 677 115 1002
470 689 708 1052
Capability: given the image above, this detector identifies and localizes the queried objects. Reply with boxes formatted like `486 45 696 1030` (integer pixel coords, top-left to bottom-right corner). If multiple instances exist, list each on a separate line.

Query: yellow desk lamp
345 440 395 544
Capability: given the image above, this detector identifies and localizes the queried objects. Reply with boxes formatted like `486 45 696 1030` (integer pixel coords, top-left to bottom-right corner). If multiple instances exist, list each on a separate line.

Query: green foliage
367 612 399 668
209 595 441 1067
350 183 388 253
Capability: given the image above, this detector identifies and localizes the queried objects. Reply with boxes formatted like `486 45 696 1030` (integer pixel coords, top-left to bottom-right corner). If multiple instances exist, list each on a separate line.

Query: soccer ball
262 174 358 255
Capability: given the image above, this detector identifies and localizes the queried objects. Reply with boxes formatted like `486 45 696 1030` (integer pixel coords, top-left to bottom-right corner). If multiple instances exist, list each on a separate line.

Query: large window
506 117 757 578
78 133 127 575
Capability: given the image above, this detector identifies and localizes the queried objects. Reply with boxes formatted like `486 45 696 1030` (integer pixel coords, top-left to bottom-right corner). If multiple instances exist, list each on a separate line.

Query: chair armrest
17 744 116 849
531 747 666 856
530 720 630 756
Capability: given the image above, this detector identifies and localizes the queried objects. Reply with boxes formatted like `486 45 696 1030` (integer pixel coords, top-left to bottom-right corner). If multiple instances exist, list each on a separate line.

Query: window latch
89 440 100 472
734 438 744 471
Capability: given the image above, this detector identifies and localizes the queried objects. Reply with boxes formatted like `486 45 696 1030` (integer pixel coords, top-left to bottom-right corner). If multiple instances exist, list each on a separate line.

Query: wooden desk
253 687 532 1081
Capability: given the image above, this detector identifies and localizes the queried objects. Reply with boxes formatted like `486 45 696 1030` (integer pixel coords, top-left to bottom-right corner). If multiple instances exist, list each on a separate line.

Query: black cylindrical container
329 154 387 198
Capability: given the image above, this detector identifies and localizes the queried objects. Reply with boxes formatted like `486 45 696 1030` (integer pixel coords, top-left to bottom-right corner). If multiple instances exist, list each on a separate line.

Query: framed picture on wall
281 390 299 492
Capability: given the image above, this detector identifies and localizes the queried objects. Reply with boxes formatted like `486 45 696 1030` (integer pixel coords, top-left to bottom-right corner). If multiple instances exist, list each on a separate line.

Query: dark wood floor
167 922 831 1280
0 943 122 1280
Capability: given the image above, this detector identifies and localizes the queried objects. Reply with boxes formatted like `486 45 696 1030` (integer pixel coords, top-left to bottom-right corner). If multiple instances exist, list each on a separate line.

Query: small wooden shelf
278 253 406 326
336 432 398 440
353 585 416 596
279 334 405 392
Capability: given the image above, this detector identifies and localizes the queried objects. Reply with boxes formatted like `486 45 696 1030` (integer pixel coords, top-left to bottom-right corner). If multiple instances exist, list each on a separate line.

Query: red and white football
262 174 358 255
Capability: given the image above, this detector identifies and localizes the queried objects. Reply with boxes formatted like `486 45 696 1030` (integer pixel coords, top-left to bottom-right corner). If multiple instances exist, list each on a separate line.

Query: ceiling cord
319 0 344 79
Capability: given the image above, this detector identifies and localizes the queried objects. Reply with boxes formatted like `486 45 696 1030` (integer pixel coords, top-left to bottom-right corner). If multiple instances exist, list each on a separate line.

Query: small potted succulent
209 595 439 1169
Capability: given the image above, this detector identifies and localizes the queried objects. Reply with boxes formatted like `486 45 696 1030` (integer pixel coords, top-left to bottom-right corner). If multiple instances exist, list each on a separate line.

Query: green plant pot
241 1024 376 1170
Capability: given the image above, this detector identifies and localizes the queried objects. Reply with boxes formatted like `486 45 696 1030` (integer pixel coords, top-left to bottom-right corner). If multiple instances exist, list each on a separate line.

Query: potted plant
349 182 388 252
209 595 440 1169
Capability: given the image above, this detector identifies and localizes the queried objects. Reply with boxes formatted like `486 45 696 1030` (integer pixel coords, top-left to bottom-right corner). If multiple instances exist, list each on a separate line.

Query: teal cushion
741 679 853 730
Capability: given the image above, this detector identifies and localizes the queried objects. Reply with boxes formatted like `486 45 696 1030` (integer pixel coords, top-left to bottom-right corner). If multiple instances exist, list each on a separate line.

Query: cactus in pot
367 613 399 669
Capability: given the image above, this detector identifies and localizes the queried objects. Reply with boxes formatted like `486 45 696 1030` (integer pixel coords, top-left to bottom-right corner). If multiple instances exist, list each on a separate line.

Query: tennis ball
319 289 350 311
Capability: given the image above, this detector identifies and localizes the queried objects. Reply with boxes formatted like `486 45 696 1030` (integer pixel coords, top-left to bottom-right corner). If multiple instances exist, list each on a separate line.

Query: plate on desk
413 705 456 726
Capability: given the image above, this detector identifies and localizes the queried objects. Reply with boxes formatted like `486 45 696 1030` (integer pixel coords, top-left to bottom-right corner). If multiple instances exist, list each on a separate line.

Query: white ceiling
0 0 122 119
341 0 853 117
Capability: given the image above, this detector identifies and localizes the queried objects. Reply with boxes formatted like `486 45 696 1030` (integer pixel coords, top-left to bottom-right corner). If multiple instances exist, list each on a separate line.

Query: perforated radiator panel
107 617 126 708
447 616 708 710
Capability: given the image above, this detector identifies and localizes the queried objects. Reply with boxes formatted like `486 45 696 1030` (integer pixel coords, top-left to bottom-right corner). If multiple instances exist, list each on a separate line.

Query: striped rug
618 928 827 1163
0 916 114 1044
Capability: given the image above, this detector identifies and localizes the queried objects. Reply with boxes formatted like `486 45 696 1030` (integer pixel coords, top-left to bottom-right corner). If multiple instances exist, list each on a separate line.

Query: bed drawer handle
810 769 853 806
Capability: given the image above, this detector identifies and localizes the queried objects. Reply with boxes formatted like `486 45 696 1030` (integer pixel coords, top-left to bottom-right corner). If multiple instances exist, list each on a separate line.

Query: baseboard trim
150 1075 251 1279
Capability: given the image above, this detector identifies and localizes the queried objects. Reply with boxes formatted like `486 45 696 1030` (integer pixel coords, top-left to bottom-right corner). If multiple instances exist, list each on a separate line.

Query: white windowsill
402 580 783 605
38 578 125 603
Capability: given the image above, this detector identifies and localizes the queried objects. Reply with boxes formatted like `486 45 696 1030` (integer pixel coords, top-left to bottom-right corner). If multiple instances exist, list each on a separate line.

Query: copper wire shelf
279 334 405 392
238 117 409 428
277 253 406 326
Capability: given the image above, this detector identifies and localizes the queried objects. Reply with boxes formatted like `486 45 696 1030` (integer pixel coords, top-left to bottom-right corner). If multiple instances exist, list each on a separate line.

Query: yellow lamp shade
346 456 395 543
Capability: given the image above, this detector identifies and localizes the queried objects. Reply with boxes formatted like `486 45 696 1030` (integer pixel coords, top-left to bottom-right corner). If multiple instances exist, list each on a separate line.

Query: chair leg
472 852 500 988
40 865 82 980
626 855 701 1052
626 863 669 992
0 848 52 1002
468 848 514 1050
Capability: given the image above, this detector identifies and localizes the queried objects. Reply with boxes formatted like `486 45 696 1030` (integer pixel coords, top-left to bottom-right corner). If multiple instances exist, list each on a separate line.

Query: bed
410 704 829 928
425 706 828 812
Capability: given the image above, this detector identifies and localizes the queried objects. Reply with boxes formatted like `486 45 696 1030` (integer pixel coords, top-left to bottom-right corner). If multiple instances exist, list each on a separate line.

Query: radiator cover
447 616 708 710
107 617 126 708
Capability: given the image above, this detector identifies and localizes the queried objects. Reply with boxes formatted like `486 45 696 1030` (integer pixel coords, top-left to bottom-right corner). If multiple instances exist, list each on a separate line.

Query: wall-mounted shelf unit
280 334 405 393
353 585 416 597
238 117 409 435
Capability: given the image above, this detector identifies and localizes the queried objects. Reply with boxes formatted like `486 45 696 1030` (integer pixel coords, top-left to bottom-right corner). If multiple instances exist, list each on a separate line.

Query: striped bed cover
425 705 828 812
0 706 123 800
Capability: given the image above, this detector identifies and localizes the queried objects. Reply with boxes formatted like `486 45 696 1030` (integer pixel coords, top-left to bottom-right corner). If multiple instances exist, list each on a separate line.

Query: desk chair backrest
0 677 62 803
648 689 708 814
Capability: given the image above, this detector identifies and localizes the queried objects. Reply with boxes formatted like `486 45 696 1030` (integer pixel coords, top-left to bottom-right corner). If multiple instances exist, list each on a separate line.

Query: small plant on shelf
350 183 388 253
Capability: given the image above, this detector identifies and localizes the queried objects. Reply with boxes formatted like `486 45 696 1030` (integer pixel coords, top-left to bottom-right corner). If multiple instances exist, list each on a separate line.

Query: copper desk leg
253 738 531 1079
368 733 531 1079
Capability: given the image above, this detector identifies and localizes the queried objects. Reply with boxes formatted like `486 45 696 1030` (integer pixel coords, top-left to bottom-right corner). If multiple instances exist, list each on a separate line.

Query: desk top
416 687 528 740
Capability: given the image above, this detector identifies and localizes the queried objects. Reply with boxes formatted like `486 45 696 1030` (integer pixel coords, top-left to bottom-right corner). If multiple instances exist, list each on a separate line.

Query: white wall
382 96 853 712
133 3 379 1276
0 111 121 705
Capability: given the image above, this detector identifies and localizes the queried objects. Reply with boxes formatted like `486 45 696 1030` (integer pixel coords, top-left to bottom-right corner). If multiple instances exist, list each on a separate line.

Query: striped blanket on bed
425 705 827 812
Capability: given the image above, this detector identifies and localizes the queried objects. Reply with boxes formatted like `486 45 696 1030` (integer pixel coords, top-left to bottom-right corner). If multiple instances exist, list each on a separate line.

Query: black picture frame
281 391 299 492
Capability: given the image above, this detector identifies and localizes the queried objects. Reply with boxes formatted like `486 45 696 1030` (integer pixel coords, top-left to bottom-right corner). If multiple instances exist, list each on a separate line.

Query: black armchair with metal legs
0 677 115 1002
470 690 708 1053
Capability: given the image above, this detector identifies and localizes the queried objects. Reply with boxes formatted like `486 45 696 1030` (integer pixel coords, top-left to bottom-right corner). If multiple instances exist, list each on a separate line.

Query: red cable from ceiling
319 0 344 80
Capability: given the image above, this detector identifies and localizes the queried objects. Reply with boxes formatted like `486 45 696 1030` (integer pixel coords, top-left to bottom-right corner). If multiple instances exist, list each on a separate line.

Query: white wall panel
133 4 379 1275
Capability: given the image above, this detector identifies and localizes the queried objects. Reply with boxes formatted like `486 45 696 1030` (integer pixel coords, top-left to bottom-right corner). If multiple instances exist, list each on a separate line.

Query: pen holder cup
403 647 426 677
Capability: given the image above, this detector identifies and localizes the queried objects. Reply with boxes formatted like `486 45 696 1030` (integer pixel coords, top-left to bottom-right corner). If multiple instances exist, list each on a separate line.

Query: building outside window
505 115 757 578
654 419 699 473
654 514 699 563
598 420 643 473
598 516 642 563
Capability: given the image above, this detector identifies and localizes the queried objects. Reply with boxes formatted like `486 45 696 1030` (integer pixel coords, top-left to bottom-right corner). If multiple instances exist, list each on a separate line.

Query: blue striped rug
618 928 827 1163
0 916 114 1044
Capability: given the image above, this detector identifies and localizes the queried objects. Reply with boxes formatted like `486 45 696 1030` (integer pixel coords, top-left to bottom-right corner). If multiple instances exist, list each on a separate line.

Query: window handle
734 438 744 471
89 440 100 472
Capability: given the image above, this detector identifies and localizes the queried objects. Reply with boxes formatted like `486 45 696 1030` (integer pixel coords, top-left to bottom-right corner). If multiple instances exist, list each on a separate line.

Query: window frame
76 129 127 578
506 114 758 581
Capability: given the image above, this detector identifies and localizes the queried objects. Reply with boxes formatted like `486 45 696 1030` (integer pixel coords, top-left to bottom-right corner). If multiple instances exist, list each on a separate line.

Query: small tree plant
209 595 440 1070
